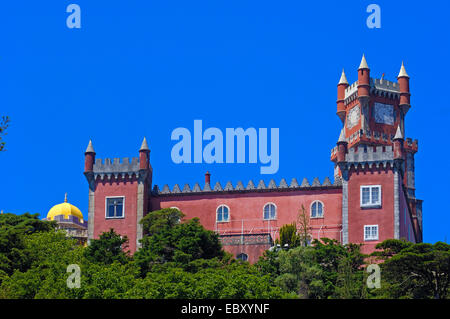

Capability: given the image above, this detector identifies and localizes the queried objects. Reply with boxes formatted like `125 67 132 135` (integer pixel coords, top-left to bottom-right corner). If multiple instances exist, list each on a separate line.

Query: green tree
276 222 300 249
84 229 130 265
373 239 450 299
0 230 84 299
134 208 225 276
0 213 55 279
256 238 367 299
126 261 291 299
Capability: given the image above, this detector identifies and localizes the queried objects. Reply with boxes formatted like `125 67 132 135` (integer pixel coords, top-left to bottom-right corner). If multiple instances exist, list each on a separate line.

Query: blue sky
1 1 449 243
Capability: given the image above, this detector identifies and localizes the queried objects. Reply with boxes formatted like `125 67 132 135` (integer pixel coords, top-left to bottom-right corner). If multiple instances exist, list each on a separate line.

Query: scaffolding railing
215 219 343 244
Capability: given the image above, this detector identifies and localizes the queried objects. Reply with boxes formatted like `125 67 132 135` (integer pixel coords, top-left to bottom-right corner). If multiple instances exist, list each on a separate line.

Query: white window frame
263 202 277 220
364 225 379 241
310 200 324 218
170 207 182 223
360 185 382 208
216 204 230 223
105 196 125 219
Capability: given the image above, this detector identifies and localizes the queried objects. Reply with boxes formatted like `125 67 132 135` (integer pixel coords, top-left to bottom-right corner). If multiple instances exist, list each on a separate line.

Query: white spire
140 137 150 151
398 61 409 78
338 69 348 85
85 140 95 153
358 54 370 70
394 125 404 140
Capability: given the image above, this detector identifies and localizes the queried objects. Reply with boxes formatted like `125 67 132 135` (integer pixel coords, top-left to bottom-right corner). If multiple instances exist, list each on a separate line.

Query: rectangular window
360 185 381 208
364 225 379 241
105 197 125 219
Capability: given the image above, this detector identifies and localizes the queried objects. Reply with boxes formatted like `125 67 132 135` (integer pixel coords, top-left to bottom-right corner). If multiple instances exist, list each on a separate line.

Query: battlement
153 176 341 196
91 157 150 180
331 129 418 159
345 81 358 100
371 78 399 93
344 78 400 103
93 157 140 172
345 145 394 163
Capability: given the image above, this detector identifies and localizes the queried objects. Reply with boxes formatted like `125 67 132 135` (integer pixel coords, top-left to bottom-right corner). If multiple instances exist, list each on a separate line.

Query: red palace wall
93 177 139 253
347 165 395 254
151 188 343 261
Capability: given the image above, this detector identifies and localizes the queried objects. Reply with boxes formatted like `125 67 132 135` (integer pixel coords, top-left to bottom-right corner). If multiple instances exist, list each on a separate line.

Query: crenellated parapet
334 145 403 172
91 157 150 181
344 78 400 104
331 130 418 161
153 176 341 196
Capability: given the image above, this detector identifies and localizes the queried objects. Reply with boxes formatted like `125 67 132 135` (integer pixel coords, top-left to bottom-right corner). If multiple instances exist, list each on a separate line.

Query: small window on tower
364 225 379 241
106 197 124 218
360 185 381 208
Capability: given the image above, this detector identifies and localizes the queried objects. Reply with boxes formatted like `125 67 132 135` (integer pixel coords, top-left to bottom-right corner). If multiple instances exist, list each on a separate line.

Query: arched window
216 205 230 222
263 203 277 220
236 253 248 261
310 201 324 218
170 207 181 223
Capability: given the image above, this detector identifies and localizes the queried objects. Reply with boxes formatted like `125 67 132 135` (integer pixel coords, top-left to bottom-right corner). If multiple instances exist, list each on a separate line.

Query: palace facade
83 56 422 263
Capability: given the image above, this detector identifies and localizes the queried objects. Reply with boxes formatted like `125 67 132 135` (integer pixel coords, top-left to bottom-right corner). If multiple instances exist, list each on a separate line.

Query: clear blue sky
1 1 449 243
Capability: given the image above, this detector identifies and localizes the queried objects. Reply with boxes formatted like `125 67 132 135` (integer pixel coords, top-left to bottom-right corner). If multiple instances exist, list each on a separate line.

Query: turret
336 129 348 163
139 137 150 170
337 69 349 123
393 125 404 160
357 54 370 100
398 61 411 114
205 171 211 184
84 140 96 172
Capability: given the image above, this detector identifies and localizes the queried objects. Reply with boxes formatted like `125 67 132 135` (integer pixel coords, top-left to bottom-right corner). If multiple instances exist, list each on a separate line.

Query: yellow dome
47 194 84 222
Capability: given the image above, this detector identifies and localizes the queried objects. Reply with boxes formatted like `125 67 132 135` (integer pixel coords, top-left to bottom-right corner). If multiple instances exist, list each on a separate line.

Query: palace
83 56 423 263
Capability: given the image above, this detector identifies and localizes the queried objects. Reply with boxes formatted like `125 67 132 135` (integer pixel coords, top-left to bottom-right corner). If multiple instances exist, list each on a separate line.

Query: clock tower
331 55 422 244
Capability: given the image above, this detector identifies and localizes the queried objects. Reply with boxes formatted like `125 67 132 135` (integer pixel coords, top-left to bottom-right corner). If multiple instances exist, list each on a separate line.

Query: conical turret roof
358 54 370 70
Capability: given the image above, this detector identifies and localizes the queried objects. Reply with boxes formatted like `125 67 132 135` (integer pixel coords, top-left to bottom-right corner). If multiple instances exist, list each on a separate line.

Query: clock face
346 105 360 129
374 103 394 125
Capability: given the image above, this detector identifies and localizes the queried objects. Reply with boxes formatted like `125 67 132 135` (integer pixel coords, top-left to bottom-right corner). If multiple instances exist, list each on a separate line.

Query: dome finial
64 192 68 203
358 54 370 70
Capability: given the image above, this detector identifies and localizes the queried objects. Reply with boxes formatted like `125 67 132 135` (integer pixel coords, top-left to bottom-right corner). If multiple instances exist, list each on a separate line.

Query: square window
106 197 124 218
364 225 379 241
360 185 381 208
